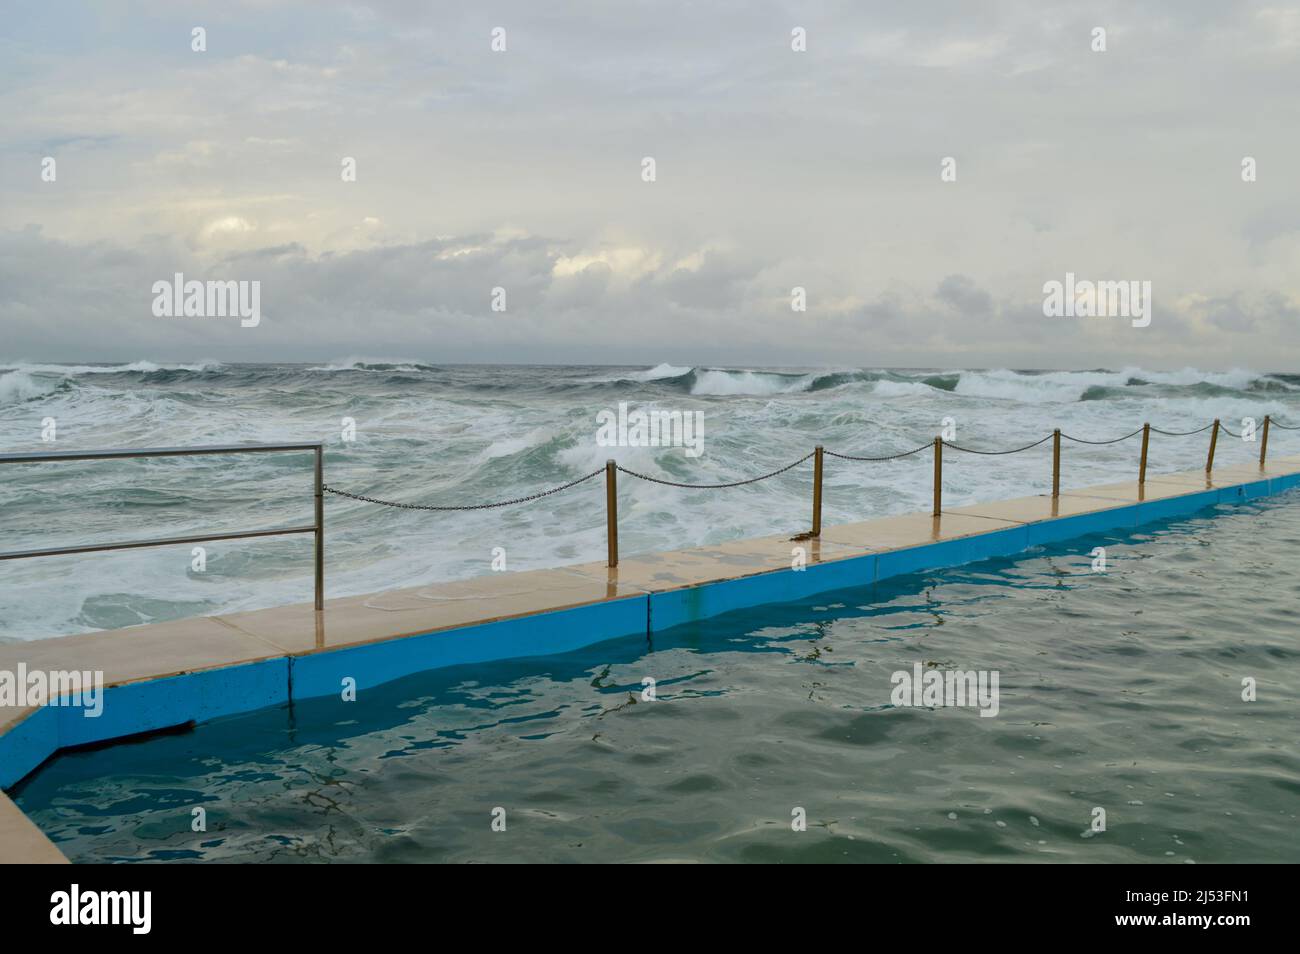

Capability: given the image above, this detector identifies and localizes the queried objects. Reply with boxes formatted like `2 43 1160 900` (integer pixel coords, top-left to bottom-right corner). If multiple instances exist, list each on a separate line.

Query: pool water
13 492 1300 863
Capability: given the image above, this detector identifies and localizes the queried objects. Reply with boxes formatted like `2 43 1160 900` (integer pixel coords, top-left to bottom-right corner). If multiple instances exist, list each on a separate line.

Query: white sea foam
306 356 433 372
871 380 937 398
583 363 694 383
0 371 60 404
635 363 693 381
2 362 1295 641
0 360 222 375
950 369 1120 403
479 426 559 461
689 368 812 396
1124 366 1278 390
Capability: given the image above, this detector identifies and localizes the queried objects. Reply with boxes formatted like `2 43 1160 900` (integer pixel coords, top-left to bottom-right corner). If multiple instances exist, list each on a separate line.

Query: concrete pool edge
3 456 1299 862
0 791 67 864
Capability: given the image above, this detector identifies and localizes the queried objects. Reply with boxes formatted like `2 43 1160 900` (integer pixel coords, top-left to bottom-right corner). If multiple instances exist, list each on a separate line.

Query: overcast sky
2 0 1298 369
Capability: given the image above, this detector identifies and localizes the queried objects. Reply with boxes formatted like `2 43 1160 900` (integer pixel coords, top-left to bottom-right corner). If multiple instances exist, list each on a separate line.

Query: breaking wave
591 364 1293 401
4 357 1300 642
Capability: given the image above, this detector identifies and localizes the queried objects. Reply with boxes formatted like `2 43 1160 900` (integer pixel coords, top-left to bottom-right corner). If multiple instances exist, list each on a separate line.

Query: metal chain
322 467 604 511
941 433 1054 456
1150 422 1216 436
824 441 933 462
615 452 815 489
323 416 1288 507
1059 426 1145 445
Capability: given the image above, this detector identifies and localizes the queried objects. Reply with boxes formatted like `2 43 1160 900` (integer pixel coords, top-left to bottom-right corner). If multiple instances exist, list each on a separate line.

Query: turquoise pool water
13 491 1300 863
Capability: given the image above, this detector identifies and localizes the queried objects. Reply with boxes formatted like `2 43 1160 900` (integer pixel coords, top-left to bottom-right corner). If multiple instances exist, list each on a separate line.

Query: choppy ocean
2 360 1299 642
16 489 1300 863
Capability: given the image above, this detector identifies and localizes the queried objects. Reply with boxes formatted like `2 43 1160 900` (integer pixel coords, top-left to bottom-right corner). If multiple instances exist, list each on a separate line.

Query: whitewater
2 360 1298 642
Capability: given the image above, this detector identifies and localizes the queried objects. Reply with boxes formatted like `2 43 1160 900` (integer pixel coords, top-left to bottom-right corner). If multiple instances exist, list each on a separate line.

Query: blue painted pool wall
0 707 58 789
647 551 878 632
1024 504 1141 547
1 659 288 788
290 595 648 702
3 473 1296 790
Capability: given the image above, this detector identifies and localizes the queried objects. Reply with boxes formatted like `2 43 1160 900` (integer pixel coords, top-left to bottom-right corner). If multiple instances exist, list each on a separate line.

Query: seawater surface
3 360 1300 642
14 491 1300 863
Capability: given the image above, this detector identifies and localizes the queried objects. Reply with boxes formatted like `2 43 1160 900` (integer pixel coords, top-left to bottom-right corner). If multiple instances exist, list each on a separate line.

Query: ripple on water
12 492 1300 863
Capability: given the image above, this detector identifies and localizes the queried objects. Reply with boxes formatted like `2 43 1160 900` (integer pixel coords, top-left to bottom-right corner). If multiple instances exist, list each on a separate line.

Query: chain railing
323 468 605 511
5 416 1289 618
321 414 1295 569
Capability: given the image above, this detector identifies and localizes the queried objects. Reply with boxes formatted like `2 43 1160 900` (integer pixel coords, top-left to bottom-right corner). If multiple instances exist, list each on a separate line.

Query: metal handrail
0 442 325 611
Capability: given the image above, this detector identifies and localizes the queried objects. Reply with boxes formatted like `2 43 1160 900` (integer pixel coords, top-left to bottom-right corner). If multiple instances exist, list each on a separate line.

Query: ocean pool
13 491 1300 863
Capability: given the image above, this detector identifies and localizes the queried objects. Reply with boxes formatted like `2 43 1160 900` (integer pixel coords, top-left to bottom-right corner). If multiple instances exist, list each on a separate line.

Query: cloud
936 275 994 318
3 224 1297 370
1 0 1298 368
